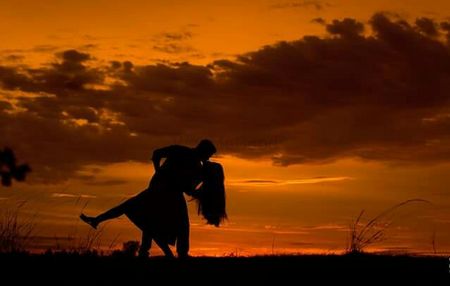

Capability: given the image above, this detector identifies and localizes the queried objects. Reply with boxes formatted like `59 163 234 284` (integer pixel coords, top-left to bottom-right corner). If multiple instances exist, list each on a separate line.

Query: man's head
195 139 216 162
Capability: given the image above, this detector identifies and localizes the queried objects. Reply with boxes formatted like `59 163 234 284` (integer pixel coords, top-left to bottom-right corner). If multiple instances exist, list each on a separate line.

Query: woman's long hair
193 161 227 227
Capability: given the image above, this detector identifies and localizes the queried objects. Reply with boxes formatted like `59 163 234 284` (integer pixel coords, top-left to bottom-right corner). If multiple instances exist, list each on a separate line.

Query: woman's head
195 161 227 227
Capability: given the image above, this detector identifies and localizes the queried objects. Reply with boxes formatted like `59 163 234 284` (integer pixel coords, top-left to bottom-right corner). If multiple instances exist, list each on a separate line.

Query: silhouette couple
80 139 227 258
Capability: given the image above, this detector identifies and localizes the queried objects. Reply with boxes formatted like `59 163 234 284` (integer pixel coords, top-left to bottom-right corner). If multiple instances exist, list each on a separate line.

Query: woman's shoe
80 213 98 230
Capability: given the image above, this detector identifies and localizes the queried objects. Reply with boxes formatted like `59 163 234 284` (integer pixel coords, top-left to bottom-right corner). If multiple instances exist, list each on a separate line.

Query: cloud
3 54 25 62
157 31 193 41
326 18 364 38
151 31 197 55
311 17 326 25
415 18 439 37
228 177 352 186
441 21 450 43
153 43 196 54
270 1 329 10
82 179 129 186
33 45 59 53
51 193 96 198
1 13 450 183
0 100 13 111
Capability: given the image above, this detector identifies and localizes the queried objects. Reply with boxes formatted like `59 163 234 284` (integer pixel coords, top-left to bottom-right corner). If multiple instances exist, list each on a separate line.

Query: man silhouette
80 139 217 258
149 139 216 257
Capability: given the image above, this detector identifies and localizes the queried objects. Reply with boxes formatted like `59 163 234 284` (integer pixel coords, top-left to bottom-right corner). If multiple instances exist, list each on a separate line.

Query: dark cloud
59 49 90 63
36 49 102 92
326 18 364 38
0 100 12 111
3 54 25 62
158 31 193 41
152 43 196 54
311 17 326 25
82 179 128 186
33 45 59 53
441 21 450 43
415 17 439 37
270 1 329 10
80 44 98 50
0 66 35 90
151 31 197 55
1 13 450 183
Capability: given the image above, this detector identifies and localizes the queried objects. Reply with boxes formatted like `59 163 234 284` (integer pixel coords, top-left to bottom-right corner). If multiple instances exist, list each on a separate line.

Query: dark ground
1 253 448 285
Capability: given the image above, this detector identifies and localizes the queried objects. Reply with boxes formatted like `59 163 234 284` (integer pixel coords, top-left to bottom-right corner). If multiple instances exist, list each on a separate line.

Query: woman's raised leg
80 199 132 229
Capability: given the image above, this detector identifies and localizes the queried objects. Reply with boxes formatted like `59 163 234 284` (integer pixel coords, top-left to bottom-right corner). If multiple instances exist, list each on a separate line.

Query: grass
65 225 107 254
0 202 36 253
347 199 432 254
1 199 447 284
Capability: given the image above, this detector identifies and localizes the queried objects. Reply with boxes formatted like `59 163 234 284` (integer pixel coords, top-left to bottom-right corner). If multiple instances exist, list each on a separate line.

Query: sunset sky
1 0 450 256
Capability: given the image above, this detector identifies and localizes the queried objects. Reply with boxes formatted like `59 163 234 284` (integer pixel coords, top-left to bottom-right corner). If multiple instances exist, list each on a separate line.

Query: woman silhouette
190 161 227 227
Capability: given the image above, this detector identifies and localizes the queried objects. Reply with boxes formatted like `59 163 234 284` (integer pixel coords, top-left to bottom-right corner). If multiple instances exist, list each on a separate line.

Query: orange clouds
228 177 352 187
1 13 450 183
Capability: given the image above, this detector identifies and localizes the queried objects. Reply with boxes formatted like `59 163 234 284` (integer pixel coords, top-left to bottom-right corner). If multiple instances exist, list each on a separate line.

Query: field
1 252 448 285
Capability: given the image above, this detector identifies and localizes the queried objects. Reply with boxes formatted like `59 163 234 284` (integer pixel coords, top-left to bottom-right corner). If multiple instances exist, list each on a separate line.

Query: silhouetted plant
0 203 36 252
122 240 140 257
111 240 140 257
66 225 106 254
347 199 431 254
431 229 437 255
0 147 31 187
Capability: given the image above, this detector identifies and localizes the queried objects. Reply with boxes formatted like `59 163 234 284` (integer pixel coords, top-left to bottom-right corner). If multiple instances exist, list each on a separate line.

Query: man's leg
138 231 152 258
154 238 174 258
176 206 190 258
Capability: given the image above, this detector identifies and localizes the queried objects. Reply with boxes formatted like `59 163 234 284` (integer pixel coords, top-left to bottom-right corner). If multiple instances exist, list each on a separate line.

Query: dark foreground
1 253 448 285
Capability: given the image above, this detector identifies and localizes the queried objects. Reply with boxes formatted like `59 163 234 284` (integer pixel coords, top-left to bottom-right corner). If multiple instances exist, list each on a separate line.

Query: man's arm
151 145 180 171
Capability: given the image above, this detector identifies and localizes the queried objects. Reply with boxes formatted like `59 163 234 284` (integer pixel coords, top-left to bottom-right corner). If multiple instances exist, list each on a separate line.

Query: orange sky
1 0 450 256
1 0 449 65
